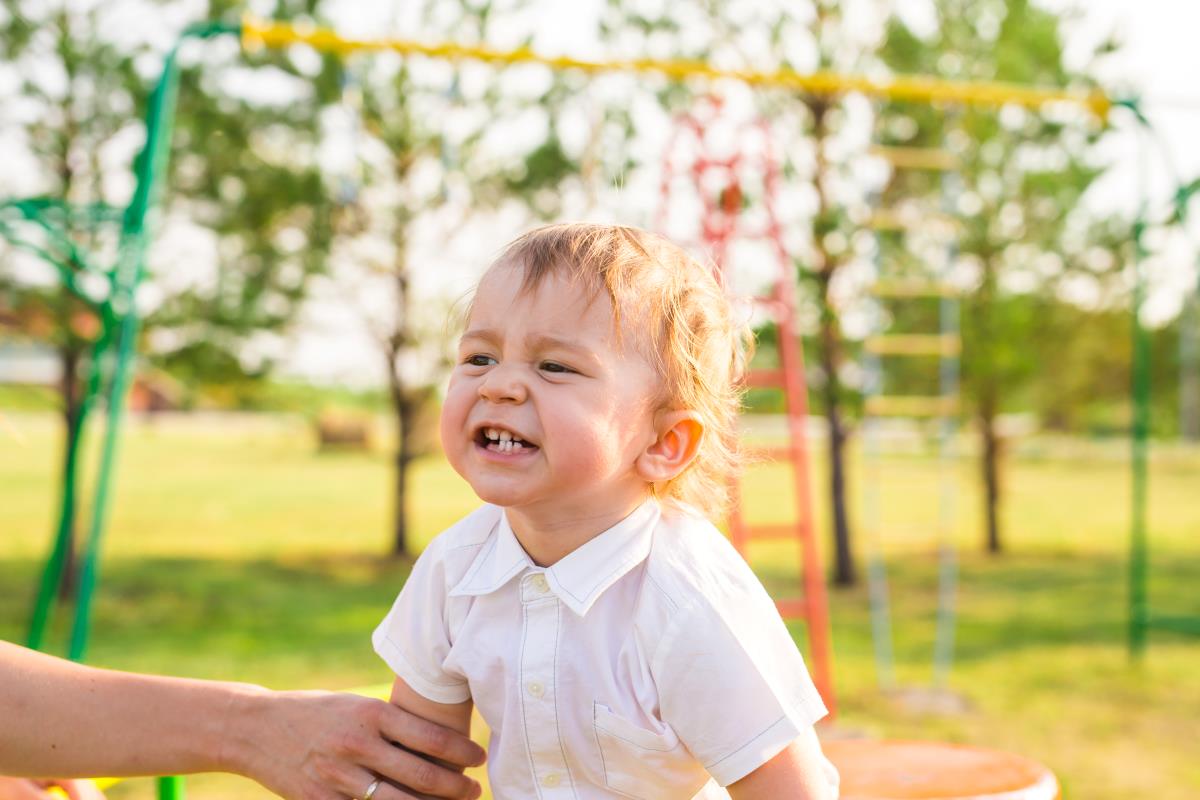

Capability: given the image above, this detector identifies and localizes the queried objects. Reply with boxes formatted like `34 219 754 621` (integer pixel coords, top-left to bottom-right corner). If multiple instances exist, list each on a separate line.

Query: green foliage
878 0 1121 426
147 0 341 381
0 1 341 389
875 0 1128 551
0 2 151 366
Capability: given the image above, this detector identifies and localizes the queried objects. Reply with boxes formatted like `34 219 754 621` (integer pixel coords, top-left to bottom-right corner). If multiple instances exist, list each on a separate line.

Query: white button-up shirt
373 501 835 799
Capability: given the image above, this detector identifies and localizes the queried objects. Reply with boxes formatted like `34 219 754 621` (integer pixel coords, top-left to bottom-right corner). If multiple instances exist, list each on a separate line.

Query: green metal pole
1182 287 1200 441
1129 220 1151 659
26 327 111 650
933 159 962 690
157 776 186 800
67 40 183 660
63 18 242 660
15 21 240 657
26 414 85 651
68 306 144 660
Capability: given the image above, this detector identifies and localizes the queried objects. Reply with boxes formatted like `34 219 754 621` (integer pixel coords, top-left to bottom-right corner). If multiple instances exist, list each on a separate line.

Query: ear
635 410 705 484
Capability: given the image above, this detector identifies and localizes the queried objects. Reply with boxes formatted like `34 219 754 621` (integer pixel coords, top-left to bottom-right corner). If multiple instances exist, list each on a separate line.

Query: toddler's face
440 262 661 525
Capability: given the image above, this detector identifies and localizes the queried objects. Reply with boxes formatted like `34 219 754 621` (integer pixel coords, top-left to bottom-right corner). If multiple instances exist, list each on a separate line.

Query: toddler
373 224 838 799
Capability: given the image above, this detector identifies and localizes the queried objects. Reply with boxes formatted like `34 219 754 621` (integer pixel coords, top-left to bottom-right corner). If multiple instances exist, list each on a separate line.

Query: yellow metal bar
240 15 1111 118
865 395 959 417
870 279 959 298
867 211 908 232
869 145 959 171
867 210 958 232
864 333 961 356
48 779 118 798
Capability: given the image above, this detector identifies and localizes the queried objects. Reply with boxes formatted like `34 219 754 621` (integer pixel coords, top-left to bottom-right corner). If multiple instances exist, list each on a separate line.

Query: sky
2 0 1199 387
283 0 1200 387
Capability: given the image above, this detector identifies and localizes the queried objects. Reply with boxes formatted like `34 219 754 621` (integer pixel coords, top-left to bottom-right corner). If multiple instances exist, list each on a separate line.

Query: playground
1 412 1197 798
2 3 1200 799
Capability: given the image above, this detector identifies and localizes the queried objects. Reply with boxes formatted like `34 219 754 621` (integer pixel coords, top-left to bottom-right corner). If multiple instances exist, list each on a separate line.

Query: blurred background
2 0 1198 797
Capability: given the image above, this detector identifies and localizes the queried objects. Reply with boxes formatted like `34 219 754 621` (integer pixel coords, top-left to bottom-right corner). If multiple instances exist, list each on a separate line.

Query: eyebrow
461 328 601 364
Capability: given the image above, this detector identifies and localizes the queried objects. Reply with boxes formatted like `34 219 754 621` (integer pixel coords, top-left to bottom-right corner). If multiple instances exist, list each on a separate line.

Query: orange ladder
657 98 836 716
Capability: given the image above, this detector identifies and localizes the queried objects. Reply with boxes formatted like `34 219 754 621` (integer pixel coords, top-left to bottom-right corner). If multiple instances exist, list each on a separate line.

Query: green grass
1 412 1198 798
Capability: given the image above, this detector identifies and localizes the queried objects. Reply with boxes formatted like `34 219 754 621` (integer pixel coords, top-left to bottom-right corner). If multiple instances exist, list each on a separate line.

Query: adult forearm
1 642 486 799
0 640 249 778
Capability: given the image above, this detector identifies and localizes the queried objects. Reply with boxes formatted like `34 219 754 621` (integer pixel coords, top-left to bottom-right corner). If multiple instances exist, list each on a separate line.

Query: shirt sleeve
372 538 471 704
651 580 829 787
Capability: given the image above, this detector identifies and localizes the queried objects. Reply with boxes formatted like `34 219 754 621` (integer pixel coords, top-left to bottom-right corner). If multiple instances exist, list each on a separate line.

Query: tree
0 0 338 596
1 1 155 598
878 0 1118 553
150 0 340 398
600 0 883 585
316 0 587 556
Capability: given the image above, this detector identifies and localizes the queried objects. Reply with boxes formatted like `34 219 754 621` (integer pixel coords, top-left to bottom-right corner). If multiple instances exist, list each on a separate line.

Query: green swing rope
1113 97 1200 656
12 20 239 660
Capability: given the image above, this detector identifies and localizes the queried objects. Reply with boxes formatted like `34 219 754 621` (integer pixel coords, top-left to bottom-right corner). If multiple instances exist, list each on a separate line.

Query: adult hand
0 778 104 800
223 688 485 800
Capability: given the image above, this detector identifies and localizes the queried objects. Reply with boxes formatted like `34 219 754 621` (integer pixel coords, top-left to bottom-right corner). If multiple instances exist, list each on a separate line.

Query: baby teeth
482 428 527 452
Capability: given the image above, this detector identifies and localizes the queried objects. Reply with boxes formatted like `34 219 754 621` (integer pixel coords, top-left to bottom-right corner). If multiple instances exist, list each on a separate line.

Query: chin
467 479 532 509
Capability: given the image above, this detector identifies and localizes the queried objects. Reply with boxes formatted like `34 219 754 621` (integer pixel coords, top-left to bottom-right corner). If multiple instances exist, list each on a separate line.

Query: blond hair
483 222 751 520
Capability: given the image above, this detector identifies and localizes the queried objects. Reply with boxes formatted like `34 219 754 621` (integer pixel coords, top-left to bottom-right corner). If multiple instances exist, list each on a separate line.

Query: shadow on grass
4 547 1195 681
0 554 415 684
756 550 1199 665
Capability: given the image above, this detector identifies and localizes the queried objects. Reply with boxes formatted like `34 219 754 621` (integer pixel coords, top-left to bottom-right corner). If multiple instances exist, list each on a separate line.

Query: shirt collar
448 500 660 616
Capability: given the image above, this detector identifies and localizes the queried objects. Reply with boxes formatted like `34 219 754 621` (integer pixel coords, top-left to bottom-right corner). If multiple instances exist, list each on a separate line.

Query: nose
478 362 527 404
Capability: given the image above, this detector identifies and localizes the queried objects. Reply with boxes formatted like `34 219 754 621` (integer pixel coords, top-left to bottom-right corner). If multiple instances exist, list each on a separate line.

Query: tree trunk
1182 294 1200 441
975 258 1003 554
387 221 415 558
808 98 856 587
979 387 1002 554
818 295 855 585
56 344 83 600
388 378 418 558
390 417 411 558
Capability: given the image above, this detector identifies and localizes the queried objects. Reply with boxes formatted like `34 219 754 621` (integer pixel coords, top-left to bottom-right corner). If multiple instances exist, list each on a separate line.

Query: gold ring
361 777 382 800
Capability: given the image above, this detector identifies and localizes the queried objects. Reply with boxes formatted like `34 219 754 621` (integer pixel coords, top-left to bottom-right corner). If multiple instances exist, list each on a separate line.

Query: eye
540 361 574 374
464 354 496 367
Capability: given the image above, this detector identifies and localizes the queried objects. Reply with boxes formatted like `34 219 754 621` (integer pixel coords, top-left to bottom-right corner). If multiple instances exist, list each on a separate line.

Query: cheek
548 403 637 468
439 378 471 449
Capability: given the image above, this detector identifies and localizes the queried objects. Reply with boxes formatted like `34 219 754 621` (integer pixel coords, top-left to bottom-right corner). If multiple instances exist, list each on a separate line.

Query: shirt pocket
592 702 710 799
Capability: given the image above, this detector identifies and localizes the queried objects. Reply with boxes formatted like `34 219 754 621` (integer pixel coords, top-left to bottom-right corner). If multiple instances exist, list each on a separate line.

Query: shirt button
531 574 549 593
527 681 545 698
541 773 561 788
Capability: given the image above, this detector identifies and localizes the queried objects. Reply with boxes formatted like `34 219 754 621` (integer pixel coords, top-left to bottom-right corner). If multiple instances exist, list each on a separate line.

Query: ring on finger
361 777 383 800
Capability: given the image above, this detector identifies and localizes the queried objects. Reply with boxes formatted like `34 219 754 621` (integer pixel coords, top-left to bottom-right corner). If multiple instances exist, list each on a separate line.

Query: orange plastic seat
823 739 1060 799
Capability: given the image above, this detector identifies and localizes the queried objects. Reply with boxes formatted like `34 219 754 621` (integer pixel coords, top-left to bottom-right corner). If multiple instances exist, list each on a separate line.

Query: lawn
1 411 1197 798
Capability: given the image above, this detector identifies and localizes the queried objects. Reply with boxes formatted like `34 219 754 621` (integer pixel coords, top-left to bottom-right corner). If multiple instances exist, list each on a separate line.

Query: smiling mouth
475 426 539 454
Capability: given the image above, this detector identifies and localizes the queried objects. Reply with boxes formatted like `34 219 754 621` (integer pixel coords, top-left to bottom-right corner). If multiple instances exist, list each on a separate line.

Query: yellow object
864 334 962 357
869 145 960 171
46 779 118 798
868 209 959 232
865 395 960 417
870 280 959 298
240 15 1111 119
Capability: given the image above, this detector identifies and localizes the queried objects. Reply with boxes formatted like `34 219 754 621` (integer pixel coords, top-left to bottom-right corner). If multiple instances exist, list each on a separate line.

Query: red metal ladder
657 99 836 717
